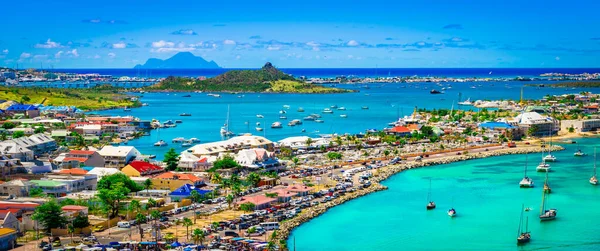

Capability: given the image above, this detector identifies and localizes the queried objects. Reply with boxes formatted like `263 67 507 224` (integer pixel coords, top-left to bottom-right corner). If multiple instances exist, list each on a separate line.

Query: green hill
147 62 351 93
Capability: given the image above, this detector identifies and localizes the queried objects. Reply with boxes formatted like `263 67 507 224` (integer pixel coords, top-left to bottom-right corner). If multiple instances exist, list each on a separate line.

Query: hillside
147 62 351 93
540 81 600 88
134 52 221 69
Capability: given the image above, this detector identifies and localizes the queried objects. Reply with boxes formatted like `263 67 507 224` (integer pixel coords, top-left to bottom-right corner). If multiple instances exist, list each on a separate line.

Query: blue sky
2 0 600 68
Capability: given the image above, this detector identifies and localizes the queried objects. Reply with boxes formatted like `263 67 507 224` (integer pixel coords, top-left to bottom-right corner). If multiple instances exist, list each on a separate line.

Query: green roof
30 180 65 187
51 130 68 137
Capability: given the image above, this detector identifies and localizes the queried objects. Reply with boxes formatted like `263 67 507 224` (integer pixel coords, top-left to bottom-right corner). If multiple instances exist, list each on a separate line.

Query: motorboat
574 149 586 157
303 116 316 121
315 119 324 123
279 116 287 120
279 110 286 114
153 140 167 147
189 138 200 143
330 105 338 109
172 137 185 143
180 113 192 116
256 114 264 118
337 107 346 110
340 114 348 118
271 122 283 128
310 113 322 118
256 127 263 132
322 108 333 114
447 208 457 217
181 142 192 147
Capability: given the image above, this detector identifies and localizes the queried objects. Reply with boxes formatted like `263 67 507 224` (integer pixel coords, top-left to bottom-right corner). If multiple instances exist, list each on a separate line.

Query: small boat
322 108 333 114
279 116 287 120
361 106 369 110
256 122 260 126
426 179 435 210
520 155 534 188
180 113 192 116
337 107 346 110
303 116 316 121
172 137 185 143
315 119 324 123
301 129 306 132
283 105 290 109
189 138 200 143
182 94 191 97
175 120 183 123
517 205 531 245
153 140 167 147
181 142 192 147
310 113 322 118
256 127 263 132
591 148 598 185
539 187 557 221
458 98 472 106
123 107 131 112
340 114 348 118
574 145 586 156
430 89 443 94
279 110 286 114
297 107 305 112
271 122 283 128
543 154 557 162
447 208 456 217
256 114 264 118
330 105 338 109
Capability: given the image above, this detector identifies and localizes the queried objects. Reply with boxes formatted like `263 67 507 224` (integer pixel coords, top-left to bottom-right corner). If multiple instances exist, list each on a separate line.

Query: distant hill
134 52 221 69
147 62 352 93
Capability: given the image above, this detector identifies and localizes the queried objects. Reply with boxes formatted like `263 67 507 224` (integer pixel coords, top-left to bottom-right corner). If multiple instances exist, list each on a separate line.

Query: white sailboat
220 105 234 137
543 133 557 162
517 204 531 245
426 179 435 210
520 155 534 188
591 148 598 185
536 147 551 172
539 186 557 221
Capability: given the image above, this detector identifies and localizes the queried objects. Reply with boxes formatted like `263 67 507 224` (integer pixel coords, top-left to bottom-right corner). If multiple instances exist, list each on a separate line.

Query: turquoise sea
288 138 600 250
95 81 597 159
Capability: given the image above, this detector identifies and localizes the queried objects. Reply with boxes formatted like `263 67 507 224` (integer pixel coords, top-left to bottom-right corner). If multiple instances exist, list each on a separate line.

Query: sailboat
447 197 456 217
574 144 586 156
517 204 531 244
543 172 551 194
591 148 598 185
520 155 534 188
220 105 234 137
543 133 557 162
539 187 557 221
536 147 551 172
426 179 436 210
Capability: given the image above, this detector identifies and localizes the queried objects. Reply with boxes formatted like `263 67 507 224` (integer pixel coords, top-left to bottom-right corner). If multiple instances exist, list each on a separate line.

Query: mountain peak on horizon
134 52 221 69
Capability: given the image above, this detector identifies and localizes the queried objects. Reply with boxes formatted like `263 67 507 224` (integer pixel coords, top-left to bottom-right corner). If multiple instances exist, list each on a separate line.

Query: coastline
276 144 564 248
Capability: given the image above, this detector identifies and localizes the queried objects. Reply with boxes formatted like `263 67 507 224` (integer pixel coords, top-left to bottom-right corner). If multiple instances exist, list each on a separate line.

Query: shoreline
275 144 564 249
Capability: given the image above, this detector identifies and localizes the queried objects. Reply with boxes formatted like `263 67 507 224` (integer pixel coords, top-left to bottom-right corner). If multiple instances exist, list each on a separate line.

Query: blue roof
169 184 211 197
479 122 515 129
6 104 37 111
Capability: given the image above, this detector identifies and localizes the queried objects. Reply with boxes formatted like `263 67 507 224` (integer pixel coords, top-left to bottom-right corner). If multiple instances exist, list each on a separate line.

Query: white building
234 148 280 169
98 146 141 168
87 167 122 180
512 112 557 136
184 135 274 157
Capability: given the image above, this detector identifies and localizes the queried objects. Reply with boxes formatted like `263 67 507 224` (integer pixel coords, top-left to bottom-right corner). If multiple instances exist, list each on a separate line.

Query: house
513 112 557 136
235 195 276 210
268 189 295 203
58 168 89 175
64 150 105 168
10 133 57 156
0 180 31 197
0 212 20 233
151 172 204 191
285 185 313 197
185 135 274 157
121 161 164 177
45 173 97 192
87 167 122 180
0 228 17 251
234 148 280 169
177 152 213 172
6 104 39 118
28 180 69 197
74 124 102 136
98 146 141 168
61 205 88 217
387 126 411 136
169 184 211 202
0 201 39 212
0 141 34 161
583 104 599 114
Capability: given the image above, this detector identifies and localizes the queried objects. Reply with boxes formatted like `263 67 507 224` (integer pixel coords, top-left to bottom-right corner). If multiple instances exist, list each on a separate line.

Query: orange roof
389 126 410 133
584 105 598 109
59 168 88 175
63 157 88 162
154 172 202 182
270 189 295 198
128 161 164 174
407 124 421 130
62 205 88 211
69 150 96 155
286 185 312 193
236 195 276 206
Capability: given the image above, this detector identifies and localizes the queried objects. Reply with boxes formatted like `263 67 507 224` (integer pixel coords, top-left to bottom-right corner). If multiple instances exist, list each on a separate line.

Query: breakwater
276 145 564 249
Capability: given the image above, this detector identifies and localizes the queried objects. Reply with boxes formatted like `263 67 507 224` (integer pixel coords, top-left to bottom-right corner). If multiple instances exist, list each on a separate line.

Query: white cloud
93 54 101 59
107 52 116 59
267 45 281 51
151 47 195 53
1 49 7 54
555 56 560 61
347 40 359 46
152 40 175 48
112 42 127 49
306 41 320 47
450 37 463 42
55 51 64 59
33 54 49 60
20 53 32 59
235 55 241 60
35 39 62 49
223 39 236 45
67 49 79 57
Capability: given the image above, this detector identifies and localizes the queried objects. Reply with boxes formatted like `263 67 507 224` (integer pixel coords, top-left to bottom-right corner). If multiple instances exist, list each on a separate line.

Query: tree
213 155 241 170
292 157 299 168
67 223 75 244
326 152 342 161
568 126 575 133
192 228 205 245
20 95 31 103
183 217 193 241
190 190 201 224
34 126 46 134
11 131 24 139
135 213 146 240
128 200 141 219
305 137 313 148
239 202 255 212
247 172 261 188
32 199 67 232
527 124 539 137
151 210 161 242
2 122 16 130
72 214 90 229
96 182 130 218
226 194 234 209
29 187 45 197
210 172 222 184
383 150 390 159
163 148 180 171
143 179 153 194
60 198 76 206
98 173 142 192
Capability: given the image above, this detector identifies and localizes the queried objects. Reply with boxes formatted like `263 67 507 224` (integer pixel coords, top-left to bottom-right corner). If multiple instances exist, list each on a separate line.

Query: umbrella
171 241 182 248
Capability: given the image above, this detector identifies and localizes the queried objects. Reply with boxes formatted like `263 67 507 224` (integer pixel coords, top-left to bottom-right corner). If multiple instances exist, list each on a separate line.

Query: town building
121 161 164 177
560 119 600 133
9 133 57 156
234 148 280 170
235 194 276 210
0 228 17 251
98 146 141 168
87 167 122 180
169 184 211 202
5 104 39 118
0 180 30 197
151 172 204 191
185 135 274 157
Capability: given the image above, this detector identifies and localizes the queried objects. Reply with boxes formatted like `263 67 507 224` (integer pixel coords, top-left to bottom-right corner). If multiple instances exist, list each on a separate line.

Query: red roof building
388 126 411 135
122 161 164 177
235 195 276 210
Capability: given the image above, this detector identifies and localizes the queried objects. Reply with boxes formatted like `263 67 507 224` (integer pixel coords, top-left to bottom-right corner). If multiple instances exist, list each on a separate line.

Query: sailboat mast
427 179 432 202
518 204 524 236
525 216 529 233
595 148 597 176
524 154 528 177
540 187 546 215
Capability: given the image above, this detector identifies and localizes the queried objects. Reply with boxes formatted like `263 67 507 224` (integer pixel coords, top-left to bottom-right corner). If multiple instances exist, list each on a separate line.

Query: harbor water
287 138 600 250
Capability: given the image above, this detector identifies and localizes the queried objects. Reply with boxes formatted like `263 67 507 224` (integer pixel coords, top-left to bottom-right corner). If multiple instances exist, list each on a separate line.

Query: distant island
535 81 600 88
145 62 352 93
134 52 221 69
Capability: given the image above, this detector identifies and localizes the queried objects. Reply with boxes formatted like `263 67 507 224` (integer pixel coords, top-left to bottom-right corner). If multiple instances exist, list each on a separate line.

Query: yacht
331 105 338 109
458 98 473 106
520 155 534 188
153 140 168 147
221 105 234 136
426 179 435 210
297 107 305 112
322 108 333 114
447 208 457 217
591 148 598 185
539 189 557 221
271 122 283 128
256 114 264 118
337 107 346 110
172 137 185 143
189 138 200 143
181 141 192 147
536 151 551 172
340 114 348 118
543 154 557 162
543 172 551 194
303 116 316 121
517 205 531 245
310 113 322 118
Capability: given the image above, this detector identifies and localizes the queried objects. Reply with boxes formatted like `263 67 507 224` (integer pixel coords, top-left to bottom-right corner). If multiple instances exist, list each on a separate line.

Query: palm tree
143 179 153 195
135 213 146 241
305 137 313 149
182 217 193 241
128 200 140 220
192 228 205 245
150 210 161 242
67 224 75 244
226 194 234 209
266 241 276 251
190 190 201 224
210 172 222 184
